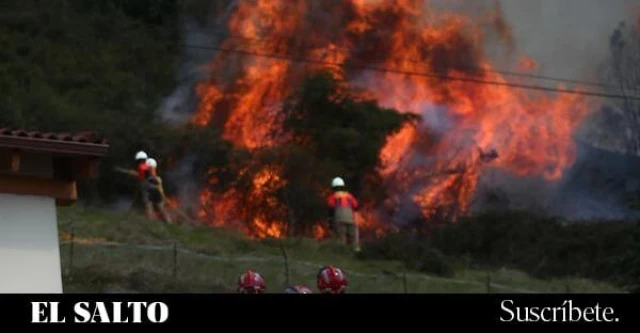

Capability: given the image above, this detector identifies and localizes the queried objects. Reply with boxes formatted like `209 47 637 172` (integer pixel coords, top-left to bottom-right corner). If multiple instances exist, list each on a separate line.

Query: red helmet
238 270 266 294
284 284 313 294
317 266 348 294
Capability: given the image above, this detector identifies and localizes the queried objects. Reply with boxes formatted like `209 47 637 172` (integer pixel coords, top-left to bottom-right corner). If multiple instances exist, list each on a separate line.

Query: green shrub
360 211 636 284
360 232 454 277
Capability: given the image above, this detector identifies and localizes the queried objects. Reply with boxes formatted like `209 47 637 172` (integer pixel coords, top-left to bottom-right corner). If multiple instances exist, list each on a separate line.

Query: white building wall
0 193 63 293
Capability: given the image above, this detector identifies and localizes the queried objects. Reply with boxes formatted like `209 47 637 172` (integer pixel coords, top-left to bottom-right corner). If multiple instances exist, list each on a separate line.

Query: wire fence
59 228 541 294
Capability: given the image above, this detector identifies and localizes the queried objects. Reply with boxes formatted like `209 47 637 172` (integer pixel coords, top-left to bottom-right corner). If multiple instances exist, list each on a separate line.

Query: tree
618 221 640 292
274 71 419 235
604 21 640 154
0 0 182 203
599 21 640 211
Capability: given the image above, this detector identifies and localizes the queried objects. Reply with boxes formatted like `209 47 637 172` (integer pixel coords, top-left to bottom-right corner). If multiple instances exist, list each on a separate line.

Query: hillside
56 206 622 293
0 0 189 203
3 0 638 294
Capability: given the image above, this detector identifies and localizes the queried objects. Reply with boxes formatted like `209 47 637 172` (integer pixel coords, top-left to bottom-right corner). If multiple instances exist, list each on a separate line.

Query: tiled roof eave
0 133 109 157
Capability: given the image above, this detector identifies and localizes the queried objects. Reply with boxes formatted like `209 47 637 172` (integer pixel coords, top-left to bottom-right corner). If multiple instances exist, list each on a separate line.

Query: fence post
486 273 492 293
403 271 408 294
173 242 178 279
68 227 75 278
279 241 290 286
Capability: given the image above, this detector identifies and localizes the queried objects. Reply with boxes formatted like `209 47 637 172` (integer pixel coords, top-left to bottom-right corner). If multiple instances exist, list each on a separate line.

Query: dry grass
57 205 623 293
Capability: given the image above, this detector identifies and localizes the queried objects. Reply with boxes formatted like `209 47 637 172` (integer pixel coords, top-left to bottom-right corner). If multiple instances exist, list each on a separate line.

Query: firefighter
134 151 149 177
238 270 266 294
317 265 348 294
115 151 151 210
327 177 360 252
284 284 313 294
143 158 172 223
117 151 150 179
135 151 152 210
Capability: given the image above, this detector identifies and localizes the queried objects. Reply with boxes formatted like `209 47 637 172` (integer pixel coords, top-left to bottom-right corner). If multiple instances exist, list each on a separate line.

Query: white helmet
146 158 158 169
331 177 345 188
135 151 148 161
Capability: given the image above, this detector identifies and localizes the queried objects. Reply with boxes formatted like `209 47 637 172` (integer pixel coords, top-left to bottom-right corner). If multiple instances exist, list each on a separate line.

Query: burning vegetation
184 0 594 239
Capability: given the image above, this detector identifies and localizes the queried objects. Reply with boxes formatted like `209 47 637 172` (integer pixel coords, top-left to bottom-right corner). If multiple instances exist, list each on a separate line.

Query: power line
2 3 634 92
182 43 640 101
218 34 622 90
199 0 630 90
0 2 638 91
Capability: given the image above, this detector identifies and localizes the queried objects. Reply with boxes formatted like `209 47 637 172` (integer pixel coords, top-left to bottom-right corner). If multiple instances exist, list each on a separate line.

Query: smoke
157 19 213 124
428 0 637 82
424 0 637 90
498 0 637 82
155 1 242 217
158 0 640 224
105 198 135 212
554 138 640 220
165 154 200 215
471 139 640 220
502 0 640 220
157 1 239 124
436 0 640 220
421 104 454 137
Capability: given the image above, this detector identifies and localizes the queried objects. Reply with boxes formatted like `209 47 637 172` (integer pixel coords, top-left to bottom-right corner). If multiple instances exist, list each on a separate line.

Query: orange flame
196 166 288 239
253 218 284 239
166 197 180 210
313 224 329 240
190 0 596 237
356 211 392 239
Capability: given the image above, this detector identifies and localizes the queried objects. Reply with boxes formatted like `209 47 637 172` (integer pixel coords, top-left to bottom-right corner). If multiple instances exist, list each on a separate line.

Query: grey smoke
157 17 215 124
157 0 240 124
435 0 640 220
498 0 637 83
471 139 640 221
432 0 637 83
106 198 135 213
165 154 200 215
154 1 240 217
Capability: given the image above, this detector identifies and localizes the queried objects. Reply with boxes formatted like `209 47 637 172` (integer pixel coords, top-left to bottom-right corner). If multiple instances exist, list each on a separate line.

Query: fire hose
114 166 196 225
168 206 197 225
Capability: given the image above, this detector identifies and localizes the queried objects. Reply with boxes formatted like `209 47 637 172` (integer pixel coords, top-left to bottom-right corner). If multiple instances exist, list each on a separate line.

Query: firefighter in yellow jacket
143 158 172 223
327 177 360 252
115 151 151 210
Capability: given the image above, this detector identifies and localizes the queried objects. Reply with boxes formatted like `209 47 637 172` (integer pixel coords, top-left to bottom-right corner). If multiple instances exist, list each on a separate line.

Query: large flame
189 0 595 237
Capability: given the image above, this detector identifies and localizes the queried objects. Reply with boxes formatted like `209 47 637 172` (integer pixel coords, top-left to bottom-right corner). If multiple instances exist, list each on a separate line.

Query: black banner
0 294 636 328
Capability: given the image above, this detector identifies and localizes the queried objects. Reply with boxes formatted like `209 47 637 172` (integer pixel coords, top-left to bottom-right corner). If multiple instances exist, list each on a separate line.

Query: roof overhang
0 128 109 206
0 135 109 157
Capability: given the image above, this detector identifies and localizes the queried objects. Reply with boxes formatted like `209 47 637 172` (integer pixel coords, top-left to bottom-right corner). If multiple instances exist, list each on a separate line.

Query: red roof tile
0 127 109 156
0 128 108 144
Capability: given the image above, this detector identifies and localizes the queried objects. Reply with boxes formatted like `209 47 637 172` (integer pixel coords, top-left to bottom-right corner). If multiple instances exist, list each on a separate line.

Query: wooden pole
486 273 492 293
279 241 290 286
173 242 178 279
68 227 75 277
403 271 408 294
